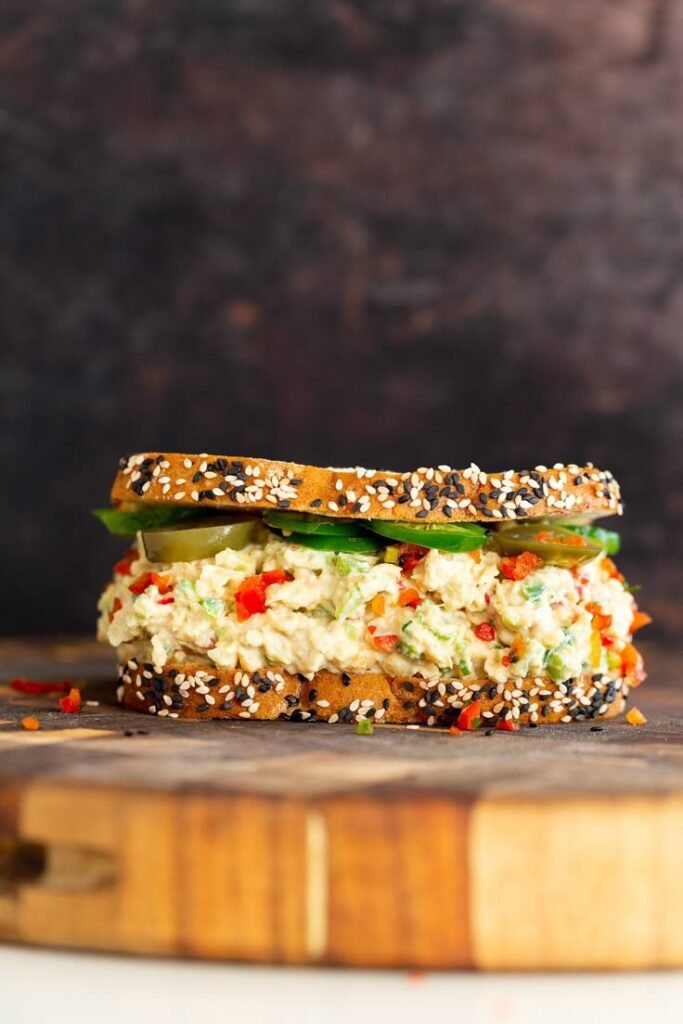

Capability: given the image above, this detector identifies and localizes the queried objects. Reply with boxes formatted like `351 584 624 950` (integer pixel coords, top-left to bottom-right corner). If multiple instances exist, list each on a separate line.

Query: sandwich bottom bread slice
96 453 650 729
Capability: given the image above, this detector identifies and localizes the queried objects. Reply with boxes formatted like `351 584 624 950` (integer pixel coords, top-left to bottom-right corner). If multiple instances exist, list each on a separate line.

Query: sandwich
95 453 650 728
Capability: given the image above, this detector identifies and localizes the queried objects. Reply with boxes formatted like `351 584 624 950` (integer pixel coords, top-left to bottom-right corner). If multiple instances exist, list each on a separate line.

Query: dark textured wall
1 0 681 635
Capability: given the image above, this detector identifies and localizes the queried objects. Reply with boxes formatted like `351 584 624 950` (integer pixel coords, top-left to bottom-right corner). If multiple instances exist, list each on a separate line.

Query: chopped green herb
522 580 545 605
357 718 374 735
202 597 224 619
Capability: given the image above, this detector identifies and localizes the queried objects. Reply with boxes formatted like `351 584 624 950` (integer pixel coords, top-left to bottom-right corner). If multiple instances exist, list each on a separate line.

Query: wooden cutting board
0 637 681 971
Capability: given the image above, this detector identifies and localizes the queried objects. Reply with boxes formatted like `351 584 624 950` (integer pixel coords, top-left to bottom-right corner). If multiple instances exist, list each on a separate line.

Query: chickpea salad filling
96 506 649 688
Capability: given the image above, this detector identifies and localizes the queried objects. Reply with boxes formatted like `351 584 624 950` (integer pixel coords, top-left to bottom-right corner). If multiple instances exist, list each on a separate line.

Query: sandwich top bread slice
96 452 649 730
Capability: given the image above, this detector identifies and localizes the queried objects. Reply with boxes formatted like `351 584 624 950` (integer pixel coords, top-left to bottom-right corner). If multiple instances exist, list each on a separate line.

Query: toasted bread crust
111 453 622 524
117 656 631 727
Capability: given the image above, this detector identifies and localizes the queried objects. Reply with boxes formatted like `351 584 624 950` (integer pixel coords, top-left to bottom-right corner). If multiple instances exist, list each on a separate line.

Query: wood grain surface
0 637 681 969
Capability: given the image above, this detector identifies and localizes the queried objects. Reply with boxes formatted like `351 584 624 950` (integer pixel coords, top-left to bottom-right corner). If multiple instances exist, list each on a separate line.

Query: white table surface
1 946 682 1024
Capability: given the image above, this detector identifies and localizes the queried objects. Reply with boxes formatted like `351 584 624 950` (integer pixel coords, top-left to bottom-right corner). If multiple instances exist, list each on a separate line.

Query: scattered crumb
21 716 41 731
626 707 647 726
449 725 463 736
406 724 420 730
85 700 100 707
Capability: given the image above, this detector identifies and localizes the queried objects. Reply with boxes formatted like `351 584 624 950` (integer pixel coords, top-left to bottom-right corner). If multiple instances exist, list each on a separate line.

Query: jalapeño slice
368 520 487 553
287 532 382 554
141 517 259 563
263 510 365 536
492 524 602 567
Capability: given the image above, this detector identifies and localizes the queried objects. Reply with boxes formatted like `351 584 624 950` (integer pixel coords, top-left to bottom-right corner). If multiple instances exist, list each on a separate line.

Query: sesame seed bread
112 453 623 524
117 655 632 727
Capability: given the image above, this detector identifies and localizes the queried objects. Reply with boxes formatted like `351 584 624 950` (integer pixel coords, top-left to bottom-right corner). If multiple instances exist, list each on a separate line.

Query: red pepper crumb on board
496 718 520 732
59 688 82 714
474 622 496 642
448 725 464 736
21 716 41 731
457 700 482 731
11 679 72 695
626 707 647 726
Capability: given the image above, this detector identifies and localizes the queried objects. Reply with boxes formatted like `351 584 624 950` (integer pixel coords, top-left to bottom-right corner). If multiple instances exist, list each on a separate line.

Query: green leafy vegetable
94 505 205 537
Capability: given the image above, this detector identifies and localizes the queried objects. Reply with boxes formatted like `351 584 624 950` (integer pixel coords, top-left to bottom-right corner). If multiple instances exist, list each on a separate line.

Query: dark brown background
1 0 681 636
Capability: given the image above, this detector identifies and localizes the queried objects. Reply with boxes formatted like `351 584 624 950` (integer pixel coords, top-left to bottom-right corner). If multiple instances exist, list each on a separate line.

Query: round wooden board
0 638 681 970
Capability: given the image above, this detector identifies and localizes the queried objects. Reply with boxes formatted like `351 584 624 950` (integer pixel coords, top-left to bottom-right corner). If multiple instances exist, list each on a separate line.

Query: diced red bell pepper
372 633 398 652
108 597 122 623
114 551 137 576
457 700 482 731
474 622 496 642
621 643 646 686
59 687 82 713
631 610 652 633
397 588 423 609
496 718 520 732
158 595 175 605
398 544 428 575
603 557 625 583
500 551 543 581
11 678 72 695
585 601 613 632
234 569 291 621
129 571 174 596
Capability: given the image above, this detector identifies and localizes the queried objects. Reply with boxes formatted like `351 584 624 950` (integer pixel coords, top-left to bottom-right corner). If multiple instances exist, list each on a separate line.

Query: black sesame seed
338 495 348 507
404 681 415 692
590 726 604 732
277 499 291 508
196 702 210 713
341 672 351 686
309 688 318 701
297 673 308 683
192 471 203 483
366 708 376 719
123 729 135 737
290 478 303 486
285 695 299 707
258 681 272 693
398 494 410 504
443 505 453 517
403 700 416 709
309 499 322 508
416 509 429 519
383 698 390 710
